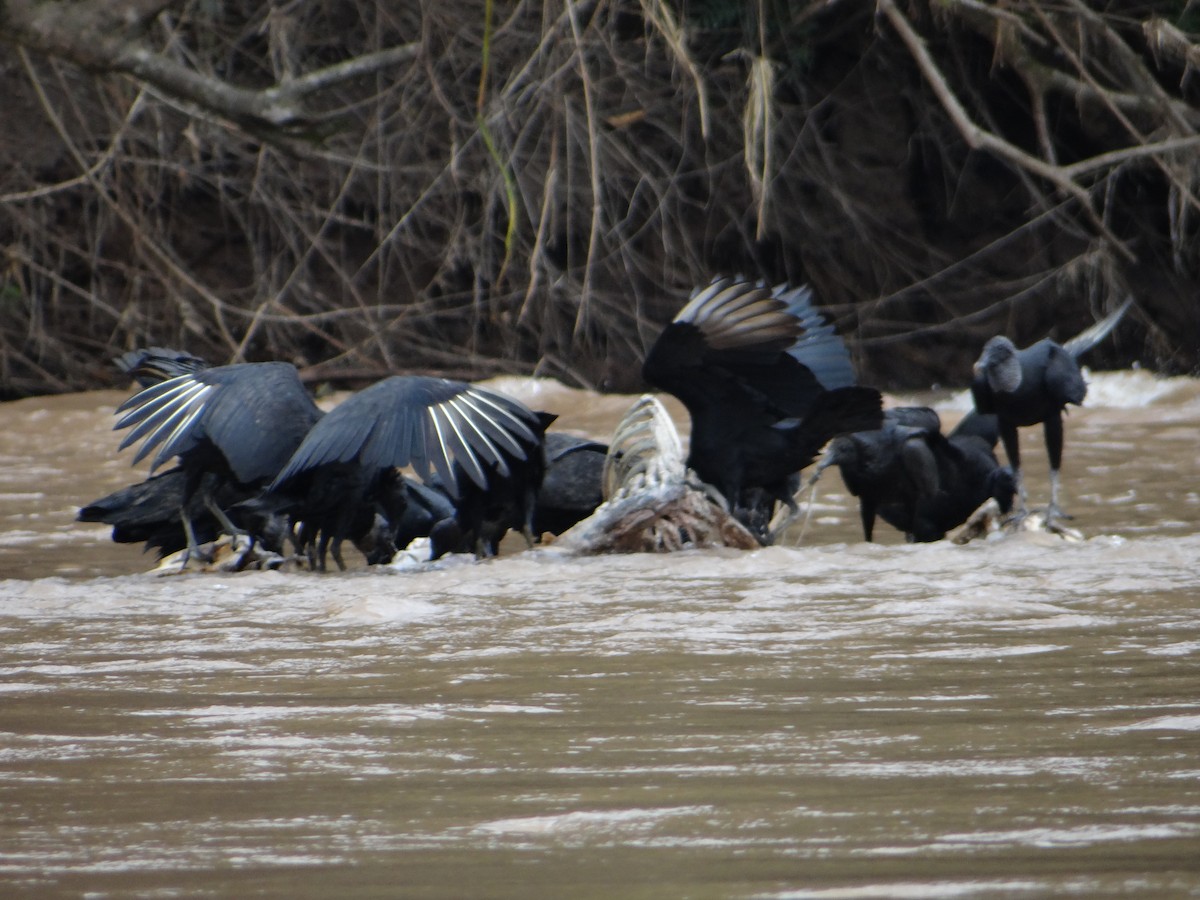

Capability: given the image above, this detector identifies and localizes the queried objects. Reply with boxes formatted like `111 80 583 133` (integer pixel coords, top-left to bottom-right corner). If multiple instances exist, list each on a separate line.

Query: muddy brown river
1 372 1198 897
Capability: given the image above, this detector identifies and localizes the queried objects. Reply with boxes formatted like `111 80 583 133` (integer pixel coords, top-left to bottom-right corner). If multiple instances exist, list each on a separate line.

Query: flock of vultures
78 278 1131 572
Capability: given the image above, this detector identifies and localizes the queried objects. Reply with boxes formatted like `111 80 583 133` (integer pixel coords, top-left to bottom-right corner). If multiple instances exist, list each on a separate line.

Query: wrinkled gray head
974 336 1022 394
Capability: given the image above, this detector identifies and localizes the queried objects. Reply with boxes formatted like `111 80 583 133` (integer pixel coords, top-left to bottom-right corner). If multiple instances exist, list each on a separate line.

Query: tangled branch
0 0 1197 398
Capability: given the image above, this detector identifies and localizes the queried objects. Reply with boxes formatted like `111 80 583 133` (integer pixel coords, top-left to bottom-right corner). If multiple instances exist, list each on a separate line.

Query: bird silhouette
85 350 321 565
266 376 550 569
532 433 609 538
819 408 1015 542
971 297 1132 525
78 468 264 560
642 276 883 541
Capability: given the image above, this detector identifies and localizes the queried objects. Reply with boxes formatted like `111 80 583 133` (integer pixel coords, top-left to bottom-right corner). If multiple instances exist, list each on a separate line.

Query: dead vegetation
0 0 1197 398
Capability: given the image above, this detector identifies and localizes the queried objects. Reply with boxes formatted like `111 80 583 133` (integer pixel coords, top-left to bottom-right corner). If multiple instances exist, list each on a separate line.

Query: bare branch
639 0 710 138
1144 16 1200 73
945 0 1200 129
876 0 1133 259
1063 135 1200 179
268 45 421 103
1 0 1191 393
2 0 418 134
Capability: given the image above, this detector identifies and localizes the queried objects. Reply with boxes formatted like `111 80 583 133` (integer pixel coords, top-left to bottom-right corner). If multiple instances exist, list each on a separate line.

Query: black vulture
419 411 556 560
389 477 461 560
821 408 1016 543
80 359 212 560
82 350 320 564
77 468 266 559
815 406 940 541
532 433 609 537
903 410 1018 541
265 376 550 569
970 297 1132 524
642 276 883 541
235 462 462 570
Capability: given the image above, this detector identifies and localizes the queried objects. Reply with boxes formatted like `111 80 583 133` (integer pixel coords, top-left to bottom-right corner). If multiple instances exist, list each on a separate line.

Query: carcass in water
554 396 760 554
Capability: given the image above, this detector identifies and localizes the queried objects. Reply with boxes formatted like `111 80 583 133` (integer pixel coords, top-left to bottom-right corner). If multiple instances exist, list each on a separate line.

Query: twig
0 89 146 202
18 48 239 348
566 0 605 337
1062 135 1200 178
876 0 1134 261
4 0 418 134
638 0 710 138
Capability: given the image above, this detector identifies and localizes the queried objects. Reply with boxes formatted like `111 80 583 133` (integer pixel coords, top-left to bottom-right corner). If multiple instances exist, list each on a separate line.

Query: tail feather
77 470 218 556
781 386 883 451
1063 296 1133 359
78 469 189 527
806 386 884 441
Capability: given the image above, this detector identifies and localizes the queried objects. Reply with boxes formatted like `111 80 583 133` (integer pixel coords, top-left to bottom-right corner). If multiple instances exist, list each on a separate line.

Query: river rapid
0 372 1198 898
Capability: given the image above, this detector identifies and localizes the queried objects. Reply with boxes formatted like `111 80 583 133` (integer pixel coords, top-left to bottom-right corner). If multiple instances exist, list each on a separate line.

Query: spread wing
113 362 322 483
115 347 211 387
772 284 859 390
643 277 832 419
271 375 543 498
